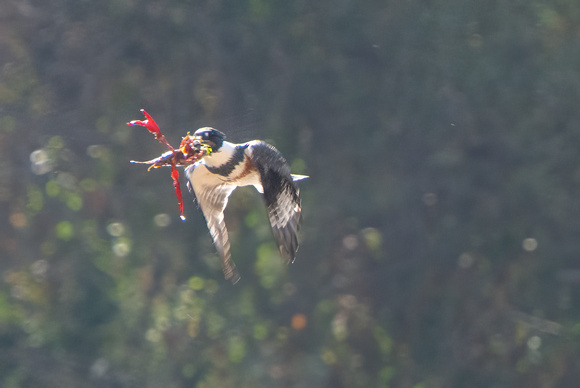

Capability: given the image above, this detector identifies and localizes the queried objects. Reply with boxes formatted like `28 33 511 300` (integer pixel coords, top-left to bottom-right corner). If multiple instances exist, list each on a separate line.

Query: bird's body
185 128 307 283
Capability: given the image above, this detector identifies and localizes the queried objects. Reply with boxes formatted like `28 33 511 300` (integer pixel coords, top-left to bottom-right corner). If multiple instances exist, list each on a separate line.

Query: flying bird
185 127 308 283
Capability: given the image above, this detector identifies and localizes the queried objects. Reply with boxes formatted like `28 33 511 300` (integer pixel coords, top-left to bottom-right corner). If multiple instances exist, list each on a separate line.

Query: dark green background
2 1 580 387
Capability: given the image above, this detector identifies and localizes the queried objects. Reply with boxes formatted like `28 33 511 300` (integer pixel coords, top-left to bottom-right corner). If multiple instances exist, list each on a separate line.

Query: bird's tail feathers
291 174 309 182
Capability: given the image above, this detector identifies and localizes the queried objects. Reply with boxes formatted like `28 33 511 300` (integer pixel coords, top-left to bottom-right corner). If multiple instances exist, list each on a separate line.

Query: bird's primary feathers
185 127 307 283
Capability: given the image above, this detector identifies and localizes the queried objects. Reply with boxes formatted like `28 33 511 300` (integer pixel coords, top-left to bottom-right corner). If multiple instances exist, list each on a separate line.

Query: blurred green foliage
2 0 580 387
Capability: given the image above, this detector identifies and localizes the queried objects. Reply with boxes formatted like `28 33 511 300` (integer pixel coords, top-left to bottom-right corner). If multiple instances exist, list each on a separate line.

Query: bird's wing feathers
247 141 302 263
185 163 240 283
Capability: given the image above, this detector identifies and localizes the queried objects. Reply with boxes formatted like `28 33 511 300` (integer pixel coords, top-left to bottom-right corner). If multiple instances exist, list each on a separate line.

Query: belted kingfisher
186 127 308 283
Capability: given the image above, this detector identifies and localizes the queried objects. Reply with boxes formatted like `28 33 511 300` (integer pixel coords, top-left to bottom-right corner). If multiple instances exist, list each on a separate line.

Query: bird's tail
291 174 309 182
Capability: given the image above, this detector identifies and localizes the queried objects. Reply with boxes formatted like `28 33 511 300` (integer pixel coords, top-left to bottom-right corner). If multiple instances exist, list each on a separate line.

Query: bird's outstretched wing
247 141 303 263
185 163 240 283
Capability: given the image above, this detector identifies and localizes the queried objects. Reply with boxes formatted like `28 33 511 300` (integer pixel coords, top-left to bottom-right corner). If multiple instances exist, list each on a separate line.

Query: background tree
2 0 580 387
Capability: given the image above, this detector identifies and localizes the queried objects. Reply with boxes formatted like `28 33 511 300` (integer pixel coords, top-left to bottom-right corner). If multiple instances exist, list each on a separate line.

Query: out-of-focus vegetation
2 0 580 387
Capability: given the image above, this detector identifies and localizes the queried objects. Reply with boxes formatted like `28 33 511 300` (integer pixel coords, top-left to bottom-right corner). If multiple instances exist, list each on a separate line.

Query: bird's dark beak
190 135 214 155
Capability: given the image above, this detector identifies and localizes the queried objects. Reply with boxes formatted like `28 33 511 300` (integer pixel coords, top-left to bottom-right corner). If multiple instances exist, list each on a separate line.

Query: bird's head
193 127 226 152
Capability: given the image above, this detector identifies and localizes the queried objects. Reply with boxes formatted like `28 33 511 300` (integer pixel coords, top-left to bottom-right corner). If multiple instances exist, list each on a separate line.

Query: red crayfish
128 109 212 220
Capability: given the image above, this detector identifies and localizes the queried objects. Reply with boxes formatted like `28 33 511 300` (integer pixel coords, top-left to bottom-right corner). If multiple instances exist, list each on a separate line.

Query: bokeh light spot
188 276 205 291
153 213 171 228
361 227 382 251
90 358 109 378
291 313 307 330
458 252 475 268
9 212 27 229
145 328 161 342
112 239 131 257
107 222 125 237
45 180 60 197
56 221 74 241
204 279 219 294
322 349 337 365
527 335 541 350
30 149 53 175
522 238 538 252
31 260 48 278
56 172 76 190
253 323 268 340
342 234 358 250
66 193 83 211
227 336 246 363
87 144 106 158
